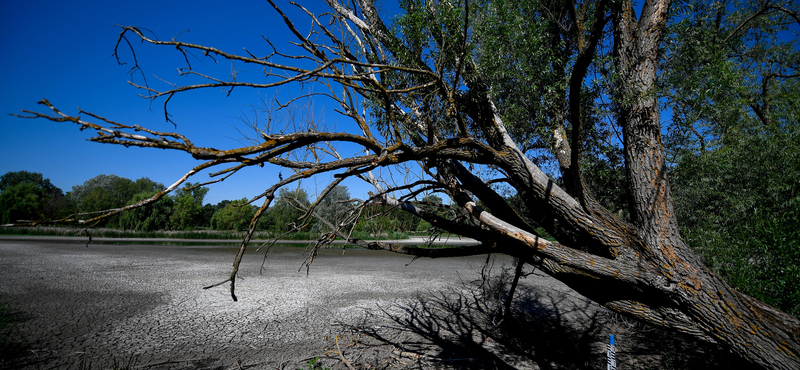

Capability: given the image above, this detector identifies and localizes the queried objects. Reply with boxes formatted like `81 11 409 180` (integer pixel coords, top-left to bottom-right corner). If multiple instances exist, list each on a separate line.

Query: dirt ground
0 237 736 370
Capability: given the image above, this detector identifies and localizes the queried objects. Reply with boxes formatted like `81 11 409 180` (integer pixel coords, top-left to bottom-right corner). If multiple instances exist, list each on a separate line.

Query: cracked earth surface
0 238 613 370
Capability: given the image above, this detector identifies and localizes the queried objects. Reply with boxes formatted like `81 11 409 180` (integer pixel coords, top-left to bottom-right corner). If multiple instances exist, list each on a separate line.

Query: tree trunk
601 1 800 368
460 2 800 369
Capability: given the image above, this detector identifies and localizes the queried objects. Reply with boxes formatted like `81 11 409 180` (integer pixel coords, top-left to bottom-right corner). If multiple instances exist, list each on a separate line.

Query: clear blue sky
0 0 398 205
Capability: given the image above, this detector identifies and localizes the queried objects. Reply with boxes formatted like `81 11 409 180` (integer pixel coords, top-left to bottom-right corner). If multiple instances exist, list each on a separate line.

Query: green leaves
663 2 800 316
472 0 571 149
259 188 311 232
0 171 68 223
660 0 800 155
170 183 209 230
117 191 173 232
312 185 355 233
210 198 256 231
673 123 800 317
0 183 46 224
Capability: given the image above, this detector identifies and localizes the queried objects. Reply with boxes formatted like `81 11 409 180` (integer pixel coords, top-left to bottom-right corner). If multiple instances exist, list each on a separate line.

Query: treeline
0 172 209 230
0 172 444 237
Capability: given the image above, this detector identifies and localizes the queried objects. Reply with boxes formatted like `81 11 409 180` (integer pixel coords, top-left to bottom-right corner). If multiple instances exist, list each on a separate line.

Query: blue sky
1 0 399 205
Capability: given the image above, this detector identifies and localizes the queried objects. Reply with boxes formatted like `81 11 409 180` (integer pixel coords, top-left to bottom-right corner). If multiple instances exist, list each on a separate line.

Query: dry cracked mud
0 237 735 370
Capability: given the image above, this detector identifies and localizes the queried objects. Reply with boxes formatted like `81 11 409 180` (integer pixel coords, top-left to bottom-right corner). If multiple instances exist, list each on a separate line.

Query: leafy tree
79 187 115 216
68 175 163 225
661 0 800 317
117 191 174 231
0 183 46 224
261 188 311 232
199 203 217 228
0 171 69 222
19 0 800 367
311 186 355 234
210 198 256 231
68 174 124 212
660 0 800 153
414 219 431 232
130 178 164 199
672 124 800 316
0 171 58 193
169 183 209 230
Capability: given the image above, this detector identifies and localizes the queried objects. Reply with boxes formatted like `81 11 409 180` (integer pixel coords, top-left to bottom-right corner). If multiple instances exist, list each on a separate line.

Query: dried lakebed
0 237 664 369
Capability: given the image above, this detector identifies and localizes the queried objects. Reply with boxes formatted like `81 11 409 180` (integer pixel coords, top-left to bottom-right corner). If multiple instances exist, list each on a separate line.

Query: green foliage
67 174 164 226
0 170 58 193
117 191 174 232
296 357 329 370
211 198 256 231
673 124 800 317
68 174 123 212
421 193 441 205
80 187 116 216
0 172 213 231
661 0 800 156
472 0 572 153
660 0 800 317
169 183 209 230
312 186 355 233
355 204 414 235
416 220 432 232
259 188 311 232
0 182 46 224
0 171 70 223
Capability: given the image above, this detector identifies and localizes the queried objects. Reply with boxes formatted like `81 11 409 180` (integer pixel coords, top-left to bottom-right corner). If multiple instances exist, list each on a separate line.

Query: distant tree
117 191 174 231
68 174 125 212
0 171 58 193
354 205 398 236
68 175 163 225
420 194 442 205
0 183 45 224
169 183 209 230
210 199 256 231
312 186 355 234
199 204 213 227
262 188 310 232
415 220 432 233
354 191 428 235
130 178 163 199
79 187 115 216
0 171 68 222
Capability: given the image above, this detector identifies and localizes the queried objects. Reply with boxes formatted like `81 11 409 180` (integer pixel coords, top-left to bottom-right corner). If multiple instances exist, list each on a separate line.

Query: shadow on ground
330 271 741 370
0 299 33 370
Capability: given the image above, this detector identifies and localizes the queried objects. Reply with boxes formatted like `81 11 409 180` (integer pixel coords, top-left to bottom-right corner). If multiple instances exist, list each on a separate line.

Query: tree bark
604 1 800 368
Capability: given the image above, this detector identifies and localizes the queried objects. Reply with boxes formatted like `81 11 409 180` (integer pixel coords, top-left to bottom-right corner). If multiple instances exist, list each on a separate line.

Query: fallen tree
14 0 800 368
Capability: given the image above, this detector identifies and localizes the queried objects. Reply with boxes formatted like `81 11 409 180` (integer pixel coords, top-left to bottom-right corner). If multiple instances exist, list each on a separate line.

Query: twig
335 335 357 370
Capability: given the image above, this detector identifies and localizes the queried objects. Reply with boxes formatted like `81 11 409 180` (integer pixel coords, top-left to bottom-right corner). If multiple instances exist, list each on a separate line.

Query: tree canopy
0 171 67 223
14 0 800 368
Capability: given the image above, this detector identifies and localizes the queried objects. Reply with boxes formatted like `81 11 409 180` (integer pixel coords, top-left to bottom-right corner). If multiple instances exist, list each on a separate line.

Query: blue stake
607 334 616 370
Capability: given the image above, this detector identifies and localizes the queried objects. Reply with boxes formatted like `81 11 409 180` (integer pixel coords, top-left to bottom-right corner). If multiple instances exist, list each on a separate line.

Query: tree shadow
0 299 32 370
344 271 739 370
343 275 602 369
